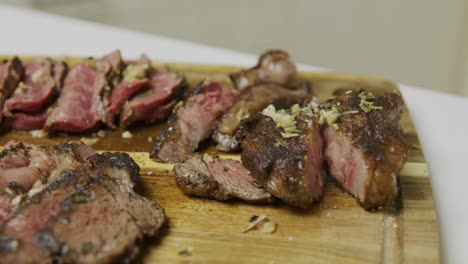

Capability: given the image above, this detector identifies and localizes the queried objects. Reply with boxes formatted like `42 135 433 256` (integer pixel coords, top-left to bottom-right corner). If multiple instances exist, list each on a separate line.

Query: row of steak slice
0 141 165 264
0 50 184 133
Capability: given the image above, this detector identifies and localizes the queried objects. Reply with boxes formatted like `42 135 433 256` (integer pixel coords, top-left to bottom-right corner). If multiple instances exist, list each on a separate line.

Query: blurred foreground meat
0 57 23 126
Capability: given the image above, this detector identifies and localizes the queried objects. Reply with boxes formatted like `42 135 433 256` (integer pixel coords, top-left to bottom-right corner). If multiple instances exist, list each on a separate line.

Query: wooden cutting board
0 57 439 263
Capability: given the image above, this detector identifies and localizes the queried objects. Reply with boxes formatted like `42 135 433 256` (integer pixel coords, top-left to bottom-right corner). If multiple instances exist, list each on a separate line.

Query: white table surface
1 4 467 263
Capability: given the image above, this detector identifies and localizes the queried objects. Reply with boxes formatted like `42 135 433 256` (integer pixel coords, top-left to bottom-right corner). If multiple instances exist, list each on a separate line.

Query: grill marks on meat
322 92 409 209
0 57 23 126
241 110 325 208
152 80 237 163
213 84 307 152
230 50 299 90
3 58 67 131
119 66 184 127
0 141 94 226
1 147 165 264
174 154 274 203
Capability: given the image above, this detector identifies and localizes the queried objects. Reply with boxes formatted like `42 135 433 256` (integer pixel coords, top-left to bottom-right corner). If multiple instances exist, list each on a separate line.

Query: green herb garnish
74 195 88 203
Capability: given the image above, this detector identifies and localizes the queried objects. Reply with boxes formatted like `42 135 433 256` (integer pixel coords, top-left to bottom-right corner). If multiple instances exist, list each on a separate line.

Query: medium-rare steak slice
241 104 325 208
0 141 94 225
119 66 184 127
213 84 307 152
174 154 274 204
8 111 47 131
320 91 410 209
0 57 23 125
151 80 237 163
230 50 299 90
3 58 62 114
106 55 151 118
0 151 145 263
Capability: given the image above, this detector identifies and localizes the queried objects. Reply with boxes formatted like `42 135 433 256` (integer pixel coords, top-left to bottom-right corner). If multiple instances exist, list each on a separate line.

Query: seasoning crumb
146 171 154 176
178 247 193 256
287 236 294 241
322 204 330 209
242 215 276 233
411 144 422 150
97 130 106 138
81 242 94 254
393 223 398 228
122 131 133 139
223 165 230 172
332 205 337 209
30 129 47 138
147 136 153 142
80 137 99 146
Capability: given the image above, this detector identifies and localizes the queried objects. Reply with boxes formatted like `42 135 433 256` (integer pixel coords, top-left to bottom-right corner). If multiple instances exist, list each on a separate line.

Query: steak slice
119 66 184 127
52 61 68 92
174 154 274 204
213 84 307 152
151 80 237 163
106 55 151 118
9 110 47 131
3 58 61 115
241 104 325 208
36 174 165 264
45 62 107 133
230 50 299 90
321 91 410 209
0 141 94 226
0 151 144 263
0 57 23 125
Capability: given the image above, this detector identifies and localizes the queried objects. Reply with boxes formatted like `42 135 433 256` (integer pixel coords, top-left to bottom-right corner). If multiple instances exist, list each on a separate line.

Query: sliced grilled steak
241 104 325 208
0 57 23 126
151 80 237 163
36 173 165 264
174 154 274 204
8 111 47 131
321 91 410 209
101 50 125 87
0 141 94 226
0 151 156 264
213 84 307 152
106 55 151 118
230 50 299 90
119 66 184 127
3 58 61 114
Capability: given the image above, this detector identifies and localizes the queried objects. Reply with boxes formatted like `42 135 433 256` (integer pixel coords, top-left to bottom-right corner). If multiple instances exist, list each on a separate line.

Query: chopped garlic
123 64 149 83
358 90 383 112
262 104 301 138
30 129 47 138
14 82 30 95
97 130 106 138
242 215 277 234
121 131 133 139
31 69 46 82
318 107 341 130
147 136 153 143
81 137 99 146
259 220 277 233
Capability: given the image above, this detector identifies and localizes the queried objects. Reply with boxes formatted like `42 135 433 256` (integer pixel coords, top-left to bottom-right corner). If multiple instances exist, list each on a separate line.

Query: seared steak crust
151 80 237 163
322 92 410 209
174 154 274 204
241 109 325 208
213 84 307 152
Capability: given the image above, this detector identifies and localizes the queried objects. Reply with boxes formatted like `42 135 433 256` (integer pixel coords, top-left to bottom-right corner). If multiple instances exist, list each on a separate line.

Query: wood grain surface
0 57 439 263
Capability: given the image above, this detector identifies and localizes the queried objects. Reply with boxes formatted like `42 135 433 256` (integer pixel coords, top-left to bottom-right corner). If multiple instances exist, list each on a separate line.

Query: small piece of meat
9 110 47 131
101 50 125 87
230 50 299 90
174 154 274 203
3 58 59 115
321 91 410 209
241 105 325 208
119 66 184 127
213 84 307 152
0 141 94 225
44 62 108 132
0 57 23 125
151 80 237 163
